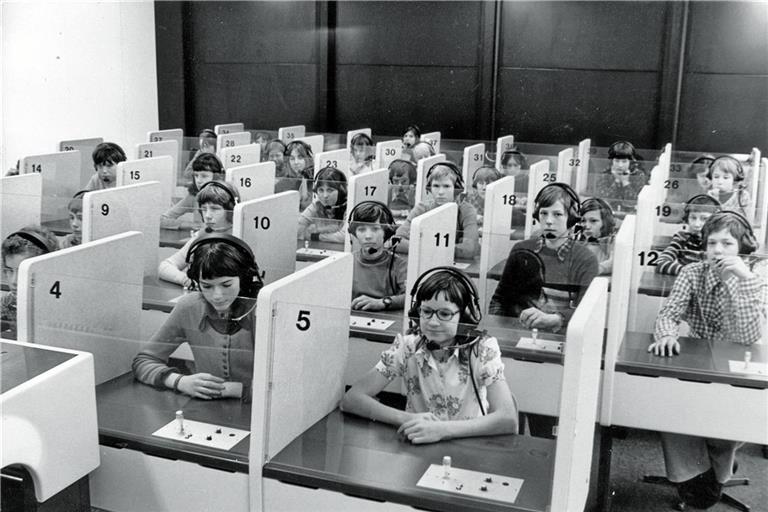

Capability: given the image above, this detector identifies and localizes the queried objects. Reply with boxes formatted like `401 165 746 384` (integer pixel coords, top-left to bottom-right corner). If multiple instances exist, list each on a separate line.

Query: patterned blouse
375 333 506 420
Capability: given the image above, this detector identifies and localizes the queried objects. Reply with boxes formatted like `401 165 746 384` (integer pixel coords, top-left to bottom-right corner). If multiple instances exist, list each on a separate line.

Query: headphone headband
426 161 464 192
347 200 397 240
7 229 54 254
534 182 581 228
702 210 757 254
408 266 481 327
708 155 745 182
184 232 264 297
471 166 503 186
198 180 238 207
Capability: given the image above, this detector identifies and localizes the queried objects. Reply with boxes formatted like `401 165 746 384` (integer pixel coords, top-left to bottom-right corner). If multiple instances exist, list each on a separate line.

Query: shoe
676 469 722 509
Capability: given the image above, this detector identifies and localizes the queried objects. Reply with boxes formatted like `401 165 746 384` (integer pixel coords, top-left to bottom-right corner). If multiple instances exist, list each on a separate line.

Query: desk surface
617 332 768 389
637 270 676 297
1 341 76 394
96 372 251 472
263 409 555 512
42 218 190 249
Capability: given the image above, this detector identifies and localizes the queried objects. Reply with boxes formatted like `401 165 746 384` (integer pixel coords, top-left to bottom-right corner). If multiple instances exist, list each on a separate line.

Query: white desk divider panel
1 173 42 239
600 215 636 427
478 176 516 312
549 277 608 512
1 339 99 502
148 128 183 144
82 182 162 278
575 138 591 195
214 122 245 135
16 232 144 385
375 139 402 170
346 128 371 152
758 157 768 247
421 131 441 153
59 137 104 187
226 162 276 202
116 155 175 209
137 139 179 183
403 203 457 328
294 134 324 157
278 124 306 142
344 169 390 252
232 191 299 285
20 150 82 221
495 135 516 170
462 143 485 189
414 153 447 204
221 144 262 170
524 159 554 239
216 131 252 155
557 147 574 188
250 253 353 508
628 186 656 330
314 148 350 178
745 147 761 224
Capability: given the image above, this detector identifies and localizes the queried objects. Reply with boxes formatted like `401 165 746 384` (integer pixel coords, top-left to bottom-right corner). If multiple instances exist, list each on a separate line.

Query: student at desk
297 166 347 244
158 180 239 288
348 201 407 312
594 140 647 208
387 159 417 217
574 197 618 275
401 124 421 150
341 267 518 444
161 153 225 230
649 211 767 509
133 233 263 401
58 191 85 248
182 129 217 175
706 156 752 222
285 140 315 211
467 166 503 223
655 194 720 276
394 162 479 259
84 142 127 191
349 132 374 176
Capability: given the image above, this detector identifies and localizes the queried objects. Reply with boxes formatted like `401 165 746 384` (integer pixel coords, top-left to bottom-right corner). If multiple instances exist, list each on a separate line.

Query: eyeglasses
419 306 460 321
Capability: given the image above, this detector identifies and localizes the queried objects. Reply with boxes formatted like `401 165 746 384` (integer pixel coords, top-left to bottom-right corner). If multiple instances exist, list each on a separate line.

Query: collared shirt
654 260 768 344
375 333 505 420
532 235 575 263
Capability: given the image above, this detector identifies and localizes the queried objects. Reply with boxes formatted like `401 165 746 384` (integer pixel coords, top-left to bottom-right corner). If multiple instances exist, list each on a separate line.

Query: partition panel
59 137 104 187
116 155 175 208
221 144 261 170
214 123 245 135
414 153 447 205
1 173 42 239
375 139 402 170
20 150 81 221
225 162 276 202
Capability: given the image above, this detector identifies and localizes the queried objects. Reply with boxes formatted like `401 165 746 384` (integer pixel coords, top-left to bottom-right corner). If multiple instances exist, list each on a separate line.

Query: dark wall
155 0 768 152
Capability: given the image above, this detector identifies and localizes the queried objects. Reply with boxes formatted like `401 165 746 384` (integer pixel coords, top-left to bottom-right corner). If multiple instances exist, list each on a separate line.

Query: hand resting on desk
648 335 681 357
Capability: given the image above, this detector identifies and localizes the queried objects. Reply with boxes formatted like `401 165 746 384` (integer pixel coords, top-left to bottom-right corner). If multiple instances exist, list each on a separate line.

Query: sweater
655 231 703 276
394 200 479 259
352 249 408 309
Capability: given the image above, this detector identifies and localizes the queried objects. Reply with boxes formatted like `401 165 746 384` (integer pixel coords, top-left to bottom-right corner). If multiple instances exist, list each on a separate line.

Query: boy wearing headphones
388 159 417 217
468 166 502 221
134 233 262 401
348 202 408 311
394 162 479 259
490 183 598 333
85 142 127 191
649 211 766 509
655 194 720 276
58 192 85 248
162 153 225 230
341 268 518 444
158 180 239 287
575 197 618 275
707 156 752 221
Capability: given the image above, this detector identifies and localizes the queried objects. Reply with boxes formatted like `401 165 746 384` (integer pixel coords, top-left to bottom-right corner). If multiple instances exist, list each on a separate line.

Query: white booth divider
137 139 179 183
148 128 183 144
116 155 175 208
16 232 144 385
345 128 371 152
524 159 554 239
278 125 306 142
759 157 768 247
420 131 441 153
216 131 252 155
233 191 299 285
462 143 485 189
20 150 81 221
226 162 276 202
294 134 324 157
344 169 390 252
59 137 104 187
1 173 42 239
495 135 516 170
82 182 162 278
414 153 447 205
315 148 350 178
628 186 658 330
575 138 591 195
478 176 517 312
214 123 245 135
557 147 574 188
403 203 458 328
746 147 762 224
221 144 262 170
375 139 402 170
250 253 353 508
550 277 608 512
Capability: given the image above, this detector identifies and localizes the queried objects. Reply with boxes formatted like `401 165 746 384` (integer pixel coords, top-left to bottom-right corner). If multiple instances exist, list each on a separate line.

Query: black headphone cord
387 237 402 293
468 347 486 416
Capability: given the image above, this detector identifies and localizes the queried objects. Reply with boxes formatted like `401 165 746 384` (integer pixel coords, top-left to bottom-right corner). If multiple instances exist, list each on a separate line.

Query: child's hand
711 256 752 281
351 295 386 311
177 373 226 399
648 336 680 357
520 307 563 332
397 413 444 444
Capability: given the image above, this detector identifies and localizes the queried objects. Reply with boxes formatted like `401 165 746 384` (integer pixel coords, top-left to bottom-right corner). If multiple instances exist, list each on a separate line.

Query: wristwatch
382 296 393 310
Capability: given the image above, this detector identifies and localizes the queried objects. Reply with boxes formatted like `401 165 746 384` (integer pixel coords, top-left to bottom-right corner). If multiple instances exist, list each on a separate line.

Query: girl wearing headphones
349 133 375 176
1 226 59 337
402 125 421 150
394 162 480 259
341 268 518 444
133 233 262 401
158 180 240 287
575 198 618 275
650 211 766 509
297 166 348 244
162 153 225 230
706 156 752 221
595 141 647 208
468 166 503 222
182 129 218 175
285 140 315 211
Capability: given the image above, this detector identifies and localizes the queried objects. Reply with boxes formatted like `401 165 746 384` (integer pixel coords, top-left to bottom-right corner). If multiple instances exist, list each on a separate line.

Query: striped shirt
654 260 768 344
655 231 703 276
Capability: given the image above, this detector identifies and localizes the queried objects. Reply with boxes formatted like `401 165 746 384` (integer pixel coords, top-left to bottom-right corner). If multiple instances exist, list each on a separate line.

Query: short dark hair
413 270 473 325
701 211 758 254
404 125 421 140
533 184 580 227
2 226 58 263
187 153 225 194
388 159 416 184
500 149 527 169
608 141 637 161
580 198 616 237
187 241 255 297
92 142 126 168
349 202 393 234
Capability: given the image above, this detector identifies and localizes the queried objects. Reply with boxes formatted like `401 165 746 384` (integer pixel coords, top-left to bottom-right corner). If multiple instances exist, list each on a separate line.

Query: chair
642 467 751 512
